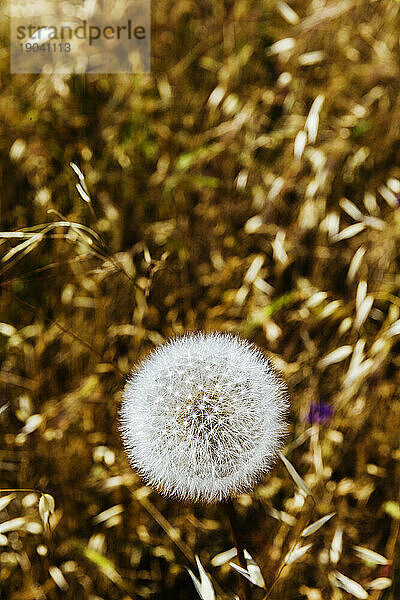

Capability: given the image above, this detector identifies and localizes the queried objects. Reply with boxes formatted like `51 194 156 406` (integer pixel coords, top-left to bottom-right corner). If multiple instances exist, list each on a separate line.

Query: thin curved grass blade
279 452 312 497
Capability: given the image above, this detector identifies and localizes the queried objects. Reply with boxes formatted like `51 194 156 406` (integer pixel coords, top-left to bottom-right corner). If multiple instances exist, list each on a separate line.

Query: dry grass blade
353 545 389 565
38 493 55 532
284 543 313 565
229 562 257 587
79 544 125 588
1 233 44 264
332 223 366 242
294 130 307 159
347 246 366 282
22 414 43 434
276 1 300 25
0 493 15 511
268 506 296 526
367 577 392 590
354 296 374 330
298 50 325 66
45 214 103 245
243 551 266 589
330 527 343 565
92 504 123 525
384 319 400 338
340 198 364 221
229 550 266 589
69 162 85 180
76 182 91 204
211 547 237 567
267 38 296 56
0 402 9 416
305 95 324 143
331 571 368 599
279 452 313 497
187 555 216 600
49 566 69 591
318 345 352 368
343 339 373 388
356 281 368 310
378 185 398 208
0 517 26 533
318 300 341 320
298 0 355 32
0 231 39 238
137 495 195 562
301 513 335 537
0 219 104 279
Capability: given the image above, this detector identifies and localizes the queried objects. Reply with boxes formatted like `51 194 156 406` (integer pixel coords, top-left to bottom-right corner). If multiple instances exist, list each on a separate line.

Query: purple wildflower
306 402 333 425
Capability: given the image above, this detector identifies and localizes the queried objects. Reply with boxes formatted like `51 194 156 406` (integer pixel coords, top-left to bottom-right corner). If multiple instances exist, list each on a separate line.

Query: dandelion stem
225 497 251 600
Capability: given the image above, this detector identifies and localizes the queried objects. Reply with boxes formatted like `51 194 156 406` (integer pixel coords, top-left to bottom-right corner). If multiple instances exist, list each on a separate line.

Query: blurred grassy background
1 0 400 598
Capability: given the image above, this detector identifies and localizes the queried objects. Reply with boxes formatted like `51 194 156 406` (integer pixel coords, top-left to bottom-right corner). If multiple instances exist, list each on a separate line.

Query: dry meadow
1 1 400 599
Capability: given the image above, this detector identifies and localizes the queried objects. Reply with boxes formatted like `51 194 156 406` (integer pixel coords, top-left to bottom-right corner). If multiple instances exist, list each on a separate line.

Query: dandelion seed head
120 332 289 502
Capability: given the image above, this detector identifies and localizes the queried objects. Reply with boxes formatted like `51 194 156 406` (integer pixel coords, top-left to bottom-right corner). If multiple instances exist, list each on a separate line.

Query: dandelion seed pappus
120 332 289 502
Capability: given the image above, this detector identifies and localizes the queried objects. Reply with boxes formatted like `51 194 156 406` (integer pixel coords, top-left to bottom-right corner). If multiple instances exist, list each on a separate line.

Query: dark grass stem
262 494 317 600
225 497 251 600
3 289 125 378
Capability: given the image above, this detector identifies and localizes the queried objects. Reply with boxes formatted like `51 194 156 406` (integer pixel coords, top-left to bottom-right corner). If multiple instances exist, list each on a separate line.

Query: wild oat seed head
120 332 289 502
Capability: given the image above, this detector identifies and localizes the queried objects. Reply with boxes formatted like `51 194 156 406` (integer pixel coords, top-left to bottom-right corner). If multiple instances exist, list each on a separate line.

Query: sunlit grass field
1 1 400 598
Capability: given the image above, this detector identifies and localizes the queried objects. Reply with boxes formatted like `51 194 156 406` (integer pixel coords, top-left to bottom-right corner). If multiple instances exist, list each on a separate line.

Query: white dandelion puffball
120 332 289 502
